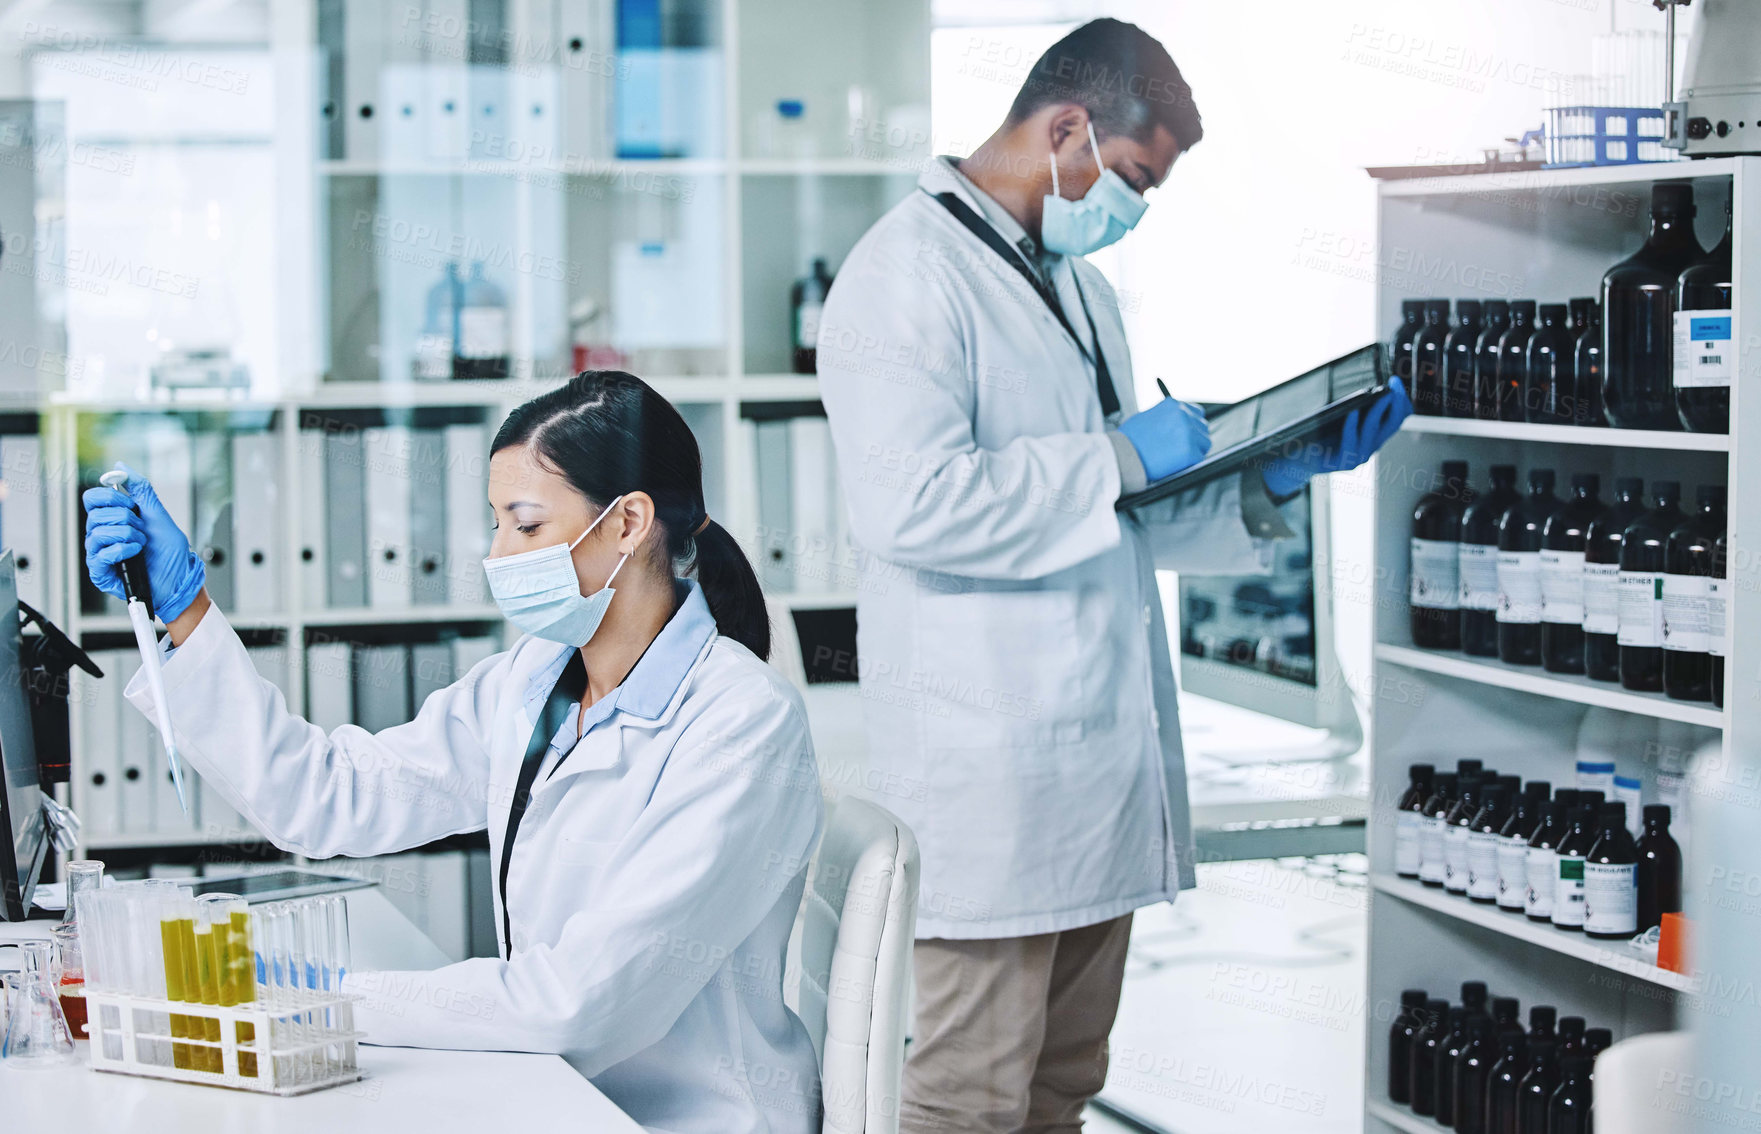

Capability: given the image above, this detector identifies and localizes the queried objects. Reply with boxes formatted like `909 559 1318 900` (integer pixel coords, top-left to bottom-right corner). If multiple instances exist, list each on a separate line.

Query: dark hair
1006 18 1202 152
491 370 771 659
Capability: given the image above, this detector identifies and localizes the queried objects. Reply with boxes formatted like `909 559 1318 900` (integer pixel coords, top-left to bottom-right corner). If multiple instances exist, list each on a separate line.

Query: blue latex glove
1261 378 1413 498
1118 397 1213 483
82 463 206 623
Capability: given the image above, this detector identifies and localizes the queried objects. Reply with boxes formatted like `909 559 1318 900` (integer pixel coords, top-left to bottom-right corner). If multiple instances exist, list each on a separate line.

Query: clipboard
1117 344 1389 511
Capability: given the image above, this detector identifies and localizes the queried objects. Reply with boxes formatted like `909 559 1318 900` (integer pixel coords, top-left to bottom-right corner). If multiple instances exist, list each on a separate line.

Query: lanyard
927 189 1121 417
498 651 587 958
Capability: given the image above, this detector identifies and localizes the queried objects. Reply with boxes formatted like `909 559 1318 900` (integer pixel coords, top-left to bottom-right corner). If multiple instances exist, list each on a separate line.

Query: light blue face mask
482 495 628 646
1041 121 1149 256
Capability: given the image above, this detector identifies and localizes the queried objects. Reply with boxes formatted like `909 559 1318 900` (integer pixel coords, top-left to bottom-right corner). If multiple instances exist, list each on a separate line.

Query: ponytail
492 370 773 659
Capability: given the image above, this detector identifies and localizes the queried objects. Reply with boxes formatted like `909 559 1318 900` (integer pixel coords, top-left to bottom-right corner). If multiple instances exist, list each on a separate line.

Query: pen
1155 378 1173 400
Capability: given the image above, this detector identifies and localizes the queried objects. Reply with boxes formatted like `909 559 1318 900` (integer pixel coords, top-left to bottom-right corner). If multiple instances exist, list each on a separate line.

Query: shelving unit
44 0 931 862
1363 158 1761 1130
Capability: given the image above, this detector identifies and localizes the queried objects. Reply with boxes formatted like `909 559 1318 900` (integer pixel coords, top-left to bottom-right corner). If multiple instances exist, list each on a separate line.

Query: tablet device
1117 344 1388 511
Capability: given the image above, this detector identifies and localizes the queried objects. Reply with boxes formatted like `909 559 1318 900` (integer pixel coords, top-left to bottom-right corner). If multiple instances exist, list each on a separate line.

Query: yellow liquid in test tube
193 924 225 1072
160 918 193 1070
219 910 258 1076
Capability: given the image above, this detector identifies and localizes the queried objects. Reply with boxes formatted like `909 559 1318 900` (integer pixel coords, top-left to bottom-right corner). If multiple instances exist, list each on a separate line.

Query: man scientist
816 18 1409 1133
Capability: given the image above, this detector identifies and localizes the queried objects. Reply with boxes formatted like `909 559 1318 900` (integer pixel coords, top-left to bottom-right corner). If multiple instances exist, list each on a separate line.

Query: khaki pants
900 914 1133 1134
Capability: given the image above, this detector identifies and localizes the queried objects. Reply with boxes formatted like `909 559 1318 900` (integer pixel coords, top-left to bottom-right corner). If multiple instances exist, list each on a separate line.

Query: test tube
256 902 298 1084
322 895 354 1074
61 859 104 928
136 881 175 1067
199 894 257 1078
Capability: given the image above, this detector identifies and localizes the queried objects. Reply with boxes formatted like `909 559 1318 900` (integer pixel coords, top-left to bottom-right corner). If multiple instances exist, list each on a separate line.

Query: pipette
98 468 188 816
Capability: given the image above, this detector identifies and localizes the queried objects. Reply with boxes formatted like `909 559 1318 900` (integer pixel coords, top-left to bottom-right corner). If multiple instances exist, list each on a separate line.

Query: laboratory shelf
1376 155 1731 198
1364 1099 1443 1134
1398 416 1730 452
737 373 822 400
316 157 729 177
79 830 259 850
297 605 506 627
738 157 919 176
1375 644 1726 729
295 376 732 409
74 614 293 634
1370 874 1695 993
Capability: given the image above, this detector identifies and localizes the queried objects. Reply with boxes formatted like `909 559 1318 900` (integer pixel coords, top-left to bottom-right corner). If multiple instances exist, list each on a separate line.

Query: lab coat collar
520 579 718 728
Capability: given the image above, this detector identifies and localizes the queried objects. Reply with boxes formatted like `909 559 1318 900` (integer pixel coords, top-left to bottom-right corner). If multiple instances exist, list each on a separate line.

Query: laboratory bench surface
0 1042 644 1133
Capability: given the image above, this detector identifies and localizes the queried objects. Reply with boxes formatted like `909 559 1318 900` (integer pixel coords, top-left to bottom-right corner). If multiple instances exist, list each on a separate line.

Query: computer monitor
0 551 45 919
1177 481 1358 737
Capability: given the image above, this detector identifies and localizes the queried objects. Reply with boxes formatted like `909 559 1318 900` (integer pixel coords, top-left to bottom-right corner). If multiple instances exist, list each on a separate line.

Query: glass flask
4 940 76 1065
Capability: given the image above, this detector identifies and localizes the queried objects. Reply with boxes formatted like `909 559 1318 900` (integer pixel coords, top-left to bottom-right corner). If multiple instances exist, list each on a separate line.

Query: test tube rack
84 989 364 1096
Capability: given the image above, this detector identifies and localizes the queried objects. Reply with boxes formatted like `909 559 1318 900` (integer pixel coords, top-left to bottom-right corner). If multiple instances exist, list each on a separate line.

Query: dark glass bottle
1584 1027 1612 1057
1389 988 1429 1105
1491 996 1521 1037
1572 298 1605 426
1540 475 1601 675
1461 465 1520 656
1444 299 1483 418
1551 802 1601 932
1460 980 1489 1020
1453 1016 1497 1134
1411 997 1453 1116
1712 531 1728 707
1557 1016 1587 1057
1486 1029 1528 1134
1391 298 1424 384
1663 485 1726 702
1525 800 1568 922
1412 461 1470 649
790 257 834 373
1444 775 1486 895
1474 299 1512 421
1515 1039 1561 1134
1675 194 1733 433
1584 477 1646 681
1549 1054 1593 1134
1488 299 1536 421
1413 299 1452 415
1525 303 1576 424
1396 764 1436 878
1467 784 1511 903
1496 469 1556 666
1637 803 1683 932
1528 1005 1557 1042
1585 802 1640 939
1420 772 1460 887
1602 181 1704 430
1618 481 1685 693
1498 781 1550 913
1457 759 1484 779
1435 1006 1470 1127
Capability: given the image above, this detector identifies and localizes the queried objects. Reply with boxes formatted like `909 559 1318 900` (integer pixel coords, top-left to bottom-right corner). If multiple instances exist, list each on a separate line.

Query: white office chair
1593 1031 1690 1134
794 796 920 1134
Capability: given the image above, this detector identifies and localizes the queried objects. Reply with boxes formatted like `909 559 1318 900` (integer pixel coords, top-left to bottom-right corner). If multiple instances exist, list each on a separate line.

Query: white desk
0 1042 644 1133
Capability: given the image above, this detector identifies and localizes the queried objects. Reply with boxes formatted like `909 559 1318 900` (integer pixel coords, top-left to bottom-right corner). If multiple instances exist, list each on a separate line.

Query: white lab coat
124 582 824 1134
816 158 1278 940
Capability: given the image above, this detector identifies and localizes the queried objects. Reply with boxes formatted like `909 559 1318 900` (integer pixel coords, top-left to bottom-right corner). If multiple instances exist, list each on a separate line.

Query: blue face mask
1041 121 1149 256
482 495 628 647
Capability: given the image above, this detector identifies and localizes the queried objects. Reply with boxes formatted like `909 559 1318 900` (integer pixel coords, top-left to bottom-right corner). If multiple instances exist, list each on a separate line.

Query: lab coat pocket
913 588 1085 747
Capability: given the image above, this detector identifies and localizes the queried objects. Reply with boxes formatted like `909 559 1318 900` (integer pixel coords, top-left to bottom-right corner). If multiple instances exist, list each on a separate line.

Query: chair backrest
795 796 920 1134
1592 1031 1690 1134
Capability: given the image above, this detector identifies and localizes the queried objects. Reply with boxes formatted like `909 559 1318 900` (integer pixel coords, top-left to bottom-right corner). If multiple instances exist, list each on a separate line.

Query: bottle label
796 300 824 349
1496 834 1528 909
1467 830 1502 900
1540 549 1586 624
1526 845 1556 917
1673 310 1733 389
1396 811 1423 875
413 333 452 380
1410 539 1460 609
1583 562 1621 634
1583 861 1638 935
1662 573 1711 653
1419 816 1448 884
459 306 508 360
1617 571 1664 647
1459 543 1500 611
1497 550 1542 624
1709 577 1729 658
1444 824 1471 891
1553 855 1587 927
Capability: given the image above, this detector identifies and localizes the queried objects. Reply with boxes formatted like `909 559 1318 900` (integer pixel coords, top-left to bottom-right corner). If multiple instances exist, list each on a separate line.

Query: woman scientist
81 371 825 1134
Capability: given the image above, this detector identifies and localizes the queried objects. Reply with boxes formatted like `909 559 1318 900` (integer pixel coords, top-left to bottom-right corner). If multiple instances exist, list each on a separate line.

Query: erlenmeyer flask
4 940 76 1065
